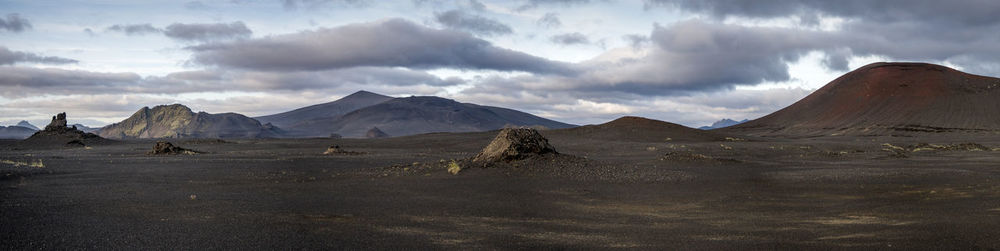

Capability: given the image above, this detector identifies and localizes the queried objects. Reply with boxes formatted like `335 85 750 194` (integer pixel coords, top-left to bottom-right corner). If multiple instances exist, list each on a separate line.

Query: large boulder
473 128 558 163
148 141 199 155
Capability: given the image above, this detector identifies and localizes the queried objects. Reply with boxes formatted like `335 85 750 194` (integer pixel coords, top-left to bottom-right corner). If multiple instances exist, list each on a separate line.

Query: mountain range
84 91 574 139
10 62 998 140
0 125 37 139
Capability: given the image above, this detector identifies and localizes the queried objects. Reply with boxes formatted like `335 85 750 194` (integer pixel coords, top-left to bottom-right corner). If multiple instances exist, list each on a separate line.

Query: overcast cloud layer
187 18 574 74
2 0 999 128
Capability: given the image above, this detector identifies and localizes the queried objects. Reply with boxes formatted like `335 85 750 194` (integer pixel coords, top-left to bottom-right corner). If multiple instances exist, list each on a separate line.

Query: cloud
187 18 573 74
467 0 486 11
643 0 1000 26
434 9 513 36
184 1 211 10
280 0 370 10
0 47 78 65
0 66 142 98
0 13 32 32
536 12 561 28
491 20 838 96
516 0 593 11
105 23 162 35
643 0 1000 77
621 34 648 49
164 22 252 41
0 64 461 98
453 78 812 126
550 32 589 45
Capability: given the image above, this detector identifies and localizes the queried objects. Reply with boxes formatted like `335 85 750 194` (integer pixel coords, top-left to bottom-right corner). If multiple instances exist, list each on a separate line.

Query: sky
1 0 999 128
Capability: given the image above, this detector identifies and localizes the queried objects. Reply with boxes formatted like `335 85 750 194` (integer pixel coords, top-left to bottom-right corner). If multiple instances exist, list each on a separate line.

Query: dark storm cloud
0 47 78 65
536 12 561 28
0 13 32 32
549 32 589 45
164 22 252 41
187 18 574 74
105 23 162 35
434 9 513 36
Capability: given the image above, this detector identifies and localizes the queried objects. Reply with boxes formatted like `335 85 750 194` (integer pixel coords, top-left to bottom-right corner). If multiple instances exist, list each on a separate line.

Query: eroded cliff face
98 104 277 139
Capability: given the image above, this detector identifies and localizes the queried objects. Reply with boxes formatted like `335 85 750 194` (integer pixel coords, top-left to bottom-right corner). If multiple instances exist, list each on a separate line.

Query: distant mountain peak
347 90 386 98
15 120 39 130
699 118 749 130
255 90 394 128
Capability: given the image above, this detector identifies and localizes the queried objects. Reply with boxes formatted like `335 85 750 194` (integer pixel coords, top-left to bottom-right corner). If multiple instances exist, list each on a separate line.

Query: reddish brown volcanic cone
725 62 1000 137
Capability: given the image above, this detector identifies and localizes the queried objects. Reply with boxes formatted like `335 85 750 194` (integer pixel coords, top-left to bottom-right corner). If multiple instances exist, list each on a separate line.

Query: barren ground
3 131 1000 249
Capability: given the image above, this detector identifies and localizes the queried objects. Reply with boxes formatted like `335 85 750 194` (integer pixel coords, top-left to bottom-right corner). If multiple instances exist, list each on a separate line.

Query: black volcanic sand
3 132 1000 249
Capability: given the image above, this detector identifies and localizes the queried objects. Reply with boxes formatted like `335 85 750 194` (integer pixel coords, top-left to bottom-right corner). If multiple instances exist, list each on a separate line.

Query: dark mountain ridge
289 95 576 138
255 90 393 128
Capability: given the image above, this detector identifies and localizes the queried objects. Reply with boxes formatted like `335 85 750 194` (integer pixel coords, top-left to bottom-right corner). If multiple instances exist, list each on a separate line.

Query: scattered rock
447 160 462 175
182 138 233 144
661 151 741 163
323 145 363 155
473 128 558 163
881 143 909 158
148 141 200 155
661 151 713 161
908 142 991 152
366 127 389 138
883 142 993 157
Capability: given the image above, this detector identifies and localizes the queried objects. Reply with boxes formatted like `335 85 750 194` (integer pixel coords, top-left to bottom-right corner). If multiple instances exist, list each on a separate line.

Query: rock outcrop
323 145 362 155
148 141 199 155
98 104 280 139
365 127 389 138
473 128 558 163
20 113 113 148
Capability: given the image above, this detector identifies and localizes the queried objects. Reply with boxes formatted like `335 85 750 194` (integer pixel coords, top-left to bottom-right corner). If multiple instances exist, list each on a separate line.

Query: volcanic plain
3 125 1000 249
